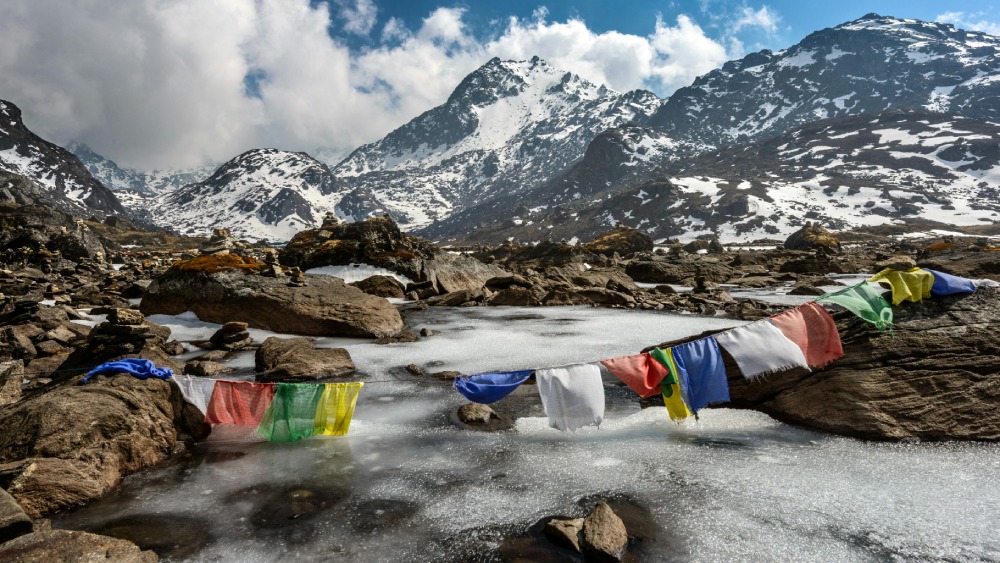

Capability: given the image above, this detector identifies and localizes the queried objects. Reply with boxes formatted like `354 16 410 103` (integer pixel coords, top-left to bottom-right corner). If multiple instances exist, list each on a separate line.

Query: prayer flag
454 370 533 404
648 348 694 421
715 321 810 379
925 269 977 296
535 364 605 431
669 338 730 413
768 302 844 369
173 374 217 417
257 383 324 442
205 380 276 426
314 382 364 436
601 353 667 398
817 282 893 332
869 267 933 305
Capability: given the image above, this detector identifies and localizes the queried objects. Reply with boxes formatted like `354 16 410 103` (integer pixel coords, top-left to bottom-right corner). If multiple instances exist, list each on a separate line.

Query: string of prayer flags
257 383 325 442
669 338 730 413
314 382 364 436
536 364 605 431
174 374 217 416
769 302 844 369
925 269 977 296
453 370 534 404
817 282 893 332
869 267 933 305
82 358 174 383
715 321 810 379
601 353 668 398
205 380 276 426
648 348 694 421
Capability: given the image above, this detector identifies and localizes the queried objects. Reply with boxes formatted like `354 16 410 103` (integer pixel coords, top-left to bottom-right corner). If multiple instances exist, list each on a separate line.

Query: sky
1 0 998 171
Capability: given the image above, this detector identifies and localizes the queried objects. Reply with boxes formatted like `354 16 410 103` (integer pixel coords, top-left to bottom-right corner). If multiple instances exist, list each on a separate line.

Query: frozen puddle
54 306 1000 561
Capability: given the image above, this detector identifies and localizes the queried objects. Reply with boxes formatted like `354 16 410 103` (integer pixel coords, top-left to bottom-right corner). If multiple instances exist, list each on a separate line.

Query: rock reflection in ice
51 305 1000 562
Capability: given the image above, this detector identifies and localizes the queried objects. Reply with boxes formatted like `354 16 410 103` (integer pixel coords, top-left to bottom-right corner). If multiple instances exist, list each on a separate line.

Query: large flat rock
140 270 403 338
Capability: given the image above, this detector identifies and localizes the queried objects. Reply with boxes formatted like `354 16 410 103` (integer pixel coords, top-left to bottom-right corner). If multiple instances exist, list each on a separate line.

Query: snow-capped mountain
153 148 382 241
332 56 661 229
437 110 1000 244
0 100 123 215
69 143 214 195
646 13 1000 145
423 14 1000 242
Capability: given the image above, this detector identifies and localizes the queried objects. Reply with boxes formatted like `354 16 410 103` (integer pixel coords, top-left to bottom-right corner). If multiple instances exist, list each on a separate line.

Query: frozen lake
54 305 1000 561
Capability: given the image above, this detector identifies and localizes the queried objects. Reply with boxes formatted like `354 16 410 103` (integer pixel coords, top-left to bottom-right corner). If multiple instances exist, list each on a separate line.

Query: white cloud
936 11 1000 36
731 5 780 34
336 0 378 36
0 0 752 170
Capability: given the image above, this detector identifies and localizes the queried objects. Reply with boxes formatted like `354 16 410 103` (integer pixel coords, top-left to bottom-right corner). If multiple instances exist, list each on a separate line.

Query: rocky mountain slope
152 148 385 241
0 100 123 216
431 110 1000 244
69 143 213 195
422 14 1000 242
332 56 663 230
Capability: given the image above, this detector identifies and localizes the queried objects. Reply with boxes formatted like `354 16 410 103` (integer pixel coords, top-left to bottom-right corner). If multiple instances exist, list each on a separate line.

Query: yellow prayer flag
314 382 364 436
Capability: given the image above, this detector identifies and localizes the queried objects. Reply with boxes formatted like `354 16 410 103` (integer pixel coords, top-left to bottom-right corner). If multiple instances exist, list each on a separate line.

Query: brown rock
350 275 405 299
32 340 69 357
183 360 232 378
576 288 636 306
0 529 157 563
0 376 208 517
255 337 354 382
488 287 542 306
874 255 918 272
43 325 77 345
108 308 145 326
141 270 404 338
457 402 497 424
582 501 628 562
404 364 424 376
694 288 1000 441
584 227 653 256
427 289 483 306
541 288 594 306
0 327 36 362
784 223 840 252
0 487 33 543
544 517 584 552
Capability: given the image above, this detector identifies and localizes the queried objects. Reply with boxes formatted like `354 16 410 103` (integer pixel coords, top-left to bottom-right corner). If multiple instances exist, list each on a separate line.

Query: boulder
576 288 635 306
0 487 32 543
581 501 628 561
457 403 497 424
488 287 542 306
416 253 507 295
183 360 232 378
0 327 36 362
0 376 209 517
255 337 355 382
140 269 403 338
682 288 1000 441
426 289 483 307
784 222 841 252
0 530 157 562
350 275 405 299
543 517 584 552
584 227 653 256
208 322 252 351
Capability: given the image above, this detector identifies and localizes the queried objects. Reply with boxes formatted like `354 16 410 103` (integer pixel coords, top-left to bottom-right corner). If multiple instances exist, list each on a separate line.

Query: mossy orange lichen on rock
169 254 264 274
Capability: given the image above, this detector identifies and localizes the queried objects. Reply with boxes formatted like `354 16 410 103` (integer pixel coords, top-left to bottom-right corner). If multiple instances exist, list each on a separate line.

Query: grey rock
0 487 32 543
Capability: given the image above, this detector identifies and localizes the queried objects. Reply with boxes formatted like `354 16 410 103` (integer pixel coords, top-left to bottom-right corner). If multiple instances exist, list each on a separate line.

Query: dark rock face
0 529 157 562
683 288 1000 441
0 100 124 217
140 269 403 338
0 487 32 543
0 375 208 517
0 203 107 265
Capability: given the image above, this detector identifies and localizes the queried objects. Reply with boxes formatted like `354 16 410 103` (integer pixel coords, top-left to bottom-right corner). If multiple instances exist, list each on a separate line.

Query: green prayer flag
648 348 677 397
817 282 893 332
257 383 325 442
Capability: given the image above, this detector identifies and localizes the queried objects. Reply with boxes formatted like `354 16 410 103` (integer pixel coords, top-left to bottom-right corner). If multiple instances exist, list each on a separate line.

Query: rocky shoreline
1 208 999 559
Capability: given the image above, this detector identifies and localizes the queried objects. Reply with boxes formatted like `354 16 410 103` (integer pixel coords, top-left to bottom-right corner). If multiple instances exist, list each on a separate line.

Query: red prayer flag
769 302 844 369
601 352 669 398
205 380 276 425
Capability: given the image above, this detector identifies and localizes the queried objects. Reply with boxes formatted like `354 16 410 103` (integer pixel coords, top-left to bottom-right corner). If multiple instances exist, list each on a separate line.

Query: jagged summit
332 56 661 230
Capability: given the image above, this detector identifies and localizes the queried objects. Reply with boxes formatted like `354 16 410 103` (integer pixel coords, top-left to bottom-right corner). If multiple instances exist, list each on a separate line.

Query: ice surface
306 263 414 285
53 305 1000 561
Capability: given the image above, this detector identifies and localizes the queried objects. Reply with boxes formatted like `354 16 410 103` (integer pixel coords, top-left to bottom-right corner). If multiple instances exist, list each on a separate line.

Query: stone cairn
200 228 238 255
79 308 170 364
208 321 252 351
287 267 307 287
